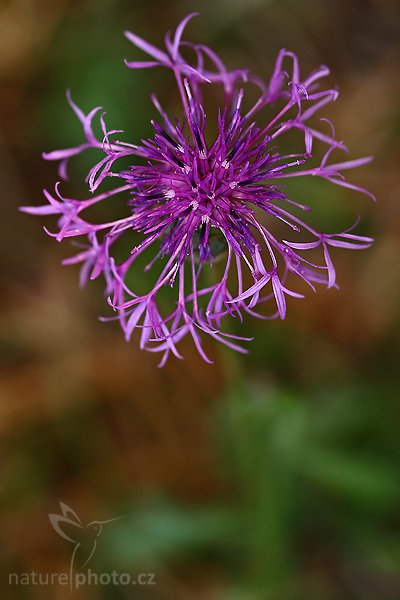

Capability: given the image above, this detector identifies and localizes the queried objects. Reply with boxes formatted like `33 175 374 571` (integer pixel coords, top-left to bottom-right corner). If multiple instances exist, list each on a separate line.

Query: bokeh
1 0 400 598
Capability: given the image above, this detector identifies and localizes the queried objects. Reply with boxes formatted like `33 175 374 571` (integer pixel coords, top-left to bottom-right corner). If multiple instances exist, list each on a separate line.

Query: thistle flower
22 13 374 364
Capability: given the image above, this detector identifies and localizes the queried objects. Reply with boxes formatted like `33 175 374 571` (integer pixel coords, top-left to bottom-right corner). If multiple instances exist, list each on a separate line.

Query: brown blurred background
1 0 400 598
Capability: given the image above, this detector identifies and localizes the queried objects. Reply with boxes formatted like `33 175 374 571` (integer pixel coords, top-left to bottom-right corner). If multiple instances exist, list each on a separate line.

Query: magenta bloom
22 14 374 364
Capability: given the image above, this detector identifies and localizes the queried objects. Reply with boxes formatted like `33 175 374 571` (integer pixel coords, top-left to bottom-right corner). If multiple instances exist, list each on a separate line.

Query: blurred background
1 0 400 598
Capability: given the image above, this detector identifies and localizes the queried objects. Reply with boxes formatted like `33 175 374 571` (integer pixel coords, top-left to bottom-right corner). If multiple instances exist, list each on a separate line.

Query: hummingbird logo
49 502 124 589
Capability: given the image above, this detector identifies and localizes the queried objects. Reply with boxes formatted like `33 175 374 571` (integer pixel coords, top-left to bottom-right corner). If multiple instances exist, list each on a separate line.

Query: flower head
22 13 374 364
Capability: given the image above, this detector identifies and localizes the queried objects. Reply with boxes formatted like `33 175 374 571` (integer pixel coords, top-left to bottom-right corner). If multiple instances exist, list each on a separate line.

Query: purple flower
22 13 374 364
